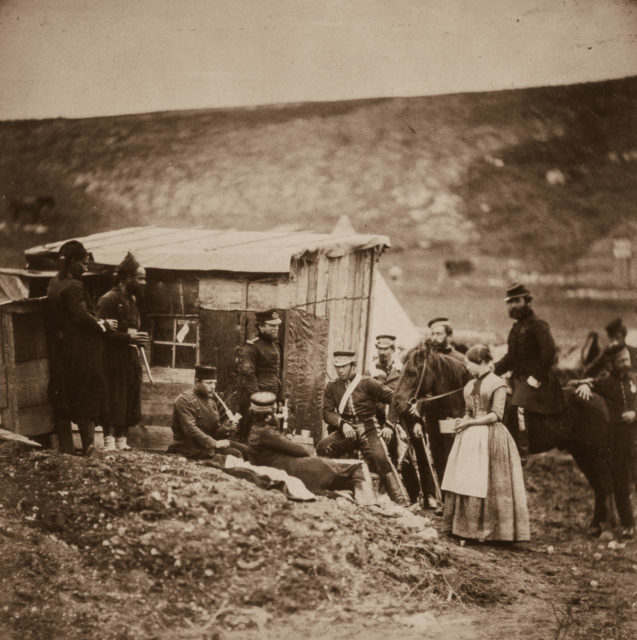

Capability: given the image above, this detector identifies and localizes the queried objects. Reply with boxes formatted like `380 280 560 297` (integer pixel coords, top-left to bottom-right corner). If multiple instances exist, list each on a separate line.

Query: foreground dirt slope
0 444 635 639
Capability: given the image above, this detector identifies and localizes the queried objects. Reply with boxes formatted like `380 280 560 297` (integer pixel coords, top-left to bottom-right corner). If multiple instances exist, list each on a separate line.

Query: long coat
494 308 564 415
248 418 363 492
46 274 109 423
96 287 142 428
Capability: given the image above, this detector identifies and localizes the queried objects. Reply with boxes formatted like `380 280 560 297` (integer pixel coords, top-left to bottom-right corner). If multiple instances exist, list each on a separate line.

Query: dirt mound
0 443 511 639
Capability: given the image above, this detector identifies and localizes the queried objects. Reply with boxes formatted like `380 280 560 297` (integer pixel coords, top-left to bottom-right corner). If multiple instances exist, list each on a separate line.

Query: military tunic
588 370 637 528
168 388 248 459
494 308 564 415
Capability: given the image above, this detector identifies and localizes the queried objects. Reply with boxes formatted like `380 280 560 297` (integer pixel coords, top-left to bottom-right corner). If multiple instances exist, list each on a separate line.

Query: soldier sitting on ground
317 350 410 506
167 364 249 460
247 392 375 504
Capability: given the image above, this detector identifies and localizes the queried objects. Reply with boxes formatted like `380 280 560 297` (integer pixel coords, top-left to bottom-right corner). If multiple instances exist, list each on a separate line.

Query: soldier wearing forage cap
247 392 375 503
96 252 149 451
494 284 565 462
235 309 283 440
371 335 403 387
316 350 409 506
583 317 637 378
427 317 467 364
168 364 248 460
371 335 421 503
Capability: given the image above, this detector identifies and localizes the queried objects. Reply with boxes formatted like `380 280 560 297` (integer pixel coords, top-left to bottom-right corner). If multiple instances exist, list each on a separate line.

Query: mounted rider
493 284 565 462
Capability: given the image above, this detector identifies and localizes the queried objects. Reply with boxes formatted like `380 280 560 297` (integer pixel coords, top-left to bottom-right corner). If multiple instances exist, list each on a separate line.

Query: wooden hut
25 226 390 438
0 298 52 440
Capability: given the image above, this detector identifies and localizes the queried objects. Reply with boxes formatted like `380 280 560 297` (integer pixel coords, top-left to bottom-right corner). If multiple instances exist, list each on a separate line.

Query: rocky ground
0 443 635 640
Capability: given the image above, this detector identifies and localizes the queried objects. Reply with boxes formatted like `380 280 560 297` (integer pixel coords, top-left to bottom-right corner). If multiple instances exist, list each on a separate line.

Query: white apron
441 424 489 498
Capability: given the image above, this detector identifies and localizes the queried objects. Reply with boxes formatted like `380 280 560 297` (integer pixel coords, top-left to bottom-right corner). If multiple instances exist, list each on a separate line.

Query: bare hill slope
1 77 635 269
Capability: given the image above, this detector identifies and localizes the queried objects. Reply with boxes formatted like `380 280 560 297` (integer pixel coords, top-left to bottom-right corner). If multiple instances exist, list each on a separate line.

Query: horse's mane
427 348 469 393
394 340 468 408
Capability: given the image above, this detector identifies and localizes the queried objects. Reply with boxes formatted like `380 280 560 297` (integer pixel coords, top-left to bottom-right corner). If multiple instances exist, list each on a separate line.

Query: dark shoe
620 526 635 539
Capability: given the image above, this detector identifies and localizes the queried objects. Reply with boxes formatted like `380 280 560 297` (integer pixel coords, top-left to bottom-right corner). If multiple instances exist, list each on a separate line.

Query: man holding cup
96 252 149 451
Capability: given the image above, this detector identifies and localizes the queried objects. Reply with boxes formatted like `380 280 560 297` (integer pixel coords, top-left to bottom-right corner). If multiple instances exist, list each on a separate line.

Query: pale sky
1 0 636 120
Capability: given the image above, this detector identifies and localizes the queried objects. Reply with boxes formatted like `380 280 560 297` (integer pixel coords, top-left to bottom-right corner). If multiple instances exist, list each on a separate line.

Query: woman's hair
466 344 493 365
115 252 140 283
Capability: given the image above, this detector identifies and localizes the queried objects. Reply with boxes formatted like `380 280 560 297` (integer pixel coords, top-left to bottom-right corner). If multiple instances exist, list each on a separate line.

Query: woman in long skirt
442 344 530 542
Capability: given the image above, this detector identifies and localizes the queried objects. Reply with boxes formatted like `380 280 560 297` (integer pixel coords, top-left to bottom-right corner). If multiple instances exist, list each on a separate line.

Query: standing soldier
236 309 283 440
47 240 113 455
427 317 468 364
371 335 420 503
317 350 409 506
96 253 149 451
494 284 564 462
576 344 635 538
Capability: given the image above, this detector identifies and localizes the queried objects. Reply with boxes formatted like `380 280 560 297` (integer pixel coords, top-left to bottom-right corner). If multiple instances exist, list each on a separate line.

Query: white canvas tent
331 215 421 357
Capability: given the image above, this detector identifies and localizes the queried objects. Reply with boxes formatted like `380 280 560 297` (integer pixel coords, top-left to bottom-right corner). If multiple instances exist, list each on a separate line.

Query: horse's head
392 341 437 414
392 340 470 419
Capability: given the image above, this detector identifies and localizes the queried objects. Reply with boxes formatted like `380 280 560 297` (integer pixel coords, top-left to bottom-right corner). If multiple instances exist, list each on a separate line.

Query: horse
389 344 470 506
391 342 616 535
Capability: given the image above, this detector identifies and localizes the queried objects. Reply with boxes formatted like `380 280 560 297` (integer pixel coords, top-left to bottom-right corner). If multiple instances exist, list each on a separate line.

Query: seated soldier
167 364 249 460
247 391 375 504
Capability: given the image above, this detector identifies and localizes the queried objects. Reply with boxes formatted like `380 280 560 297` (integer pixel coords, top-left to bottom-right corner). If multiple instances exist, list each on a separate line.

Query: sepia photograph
0 1 636 638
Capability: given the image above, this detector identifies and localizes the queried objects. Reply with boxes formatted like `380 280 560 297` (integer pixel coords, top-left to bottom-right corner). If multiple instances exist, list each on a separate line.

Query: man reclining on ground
246 391 375 504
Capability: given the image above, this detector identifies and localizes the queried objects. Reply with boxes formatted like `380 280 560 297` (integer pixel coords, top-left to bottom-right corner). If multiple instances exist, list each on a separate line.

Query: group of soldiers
44 241 636 531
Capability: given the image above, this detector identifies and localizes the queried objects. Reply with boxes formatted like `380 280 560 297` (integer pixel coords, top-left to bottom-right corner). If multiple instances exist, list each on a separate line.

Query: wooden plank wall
289 248 377 375
0 307 52 436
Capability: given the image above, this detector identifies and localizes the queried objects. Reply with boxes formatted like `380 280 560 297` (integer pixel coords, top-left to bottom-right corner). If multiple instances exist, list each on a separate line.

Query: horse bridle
409 346 464 407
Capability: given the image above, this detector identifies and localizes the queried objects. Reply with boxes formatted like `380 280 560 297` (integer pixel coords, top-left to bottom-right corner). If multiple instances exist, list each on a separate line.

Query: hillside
1 77 635 274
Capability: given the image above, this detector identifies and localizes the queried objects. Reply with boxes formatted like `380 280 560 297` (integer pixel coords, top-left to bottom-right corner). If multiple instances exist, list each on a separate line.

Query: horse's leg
567 443 616 533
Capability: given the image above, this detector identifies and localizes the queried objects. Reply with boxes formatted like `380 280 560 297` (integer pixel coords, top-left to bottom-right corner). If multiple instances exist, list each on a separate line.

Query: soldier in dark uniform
584 318 637 377
168 364 249 460
247 391 375 503
236 309 283 440
494 284 564 462
46 240 114 455
576 345 636 538
96 253 148 451
316 350 409 506
427 317 468 364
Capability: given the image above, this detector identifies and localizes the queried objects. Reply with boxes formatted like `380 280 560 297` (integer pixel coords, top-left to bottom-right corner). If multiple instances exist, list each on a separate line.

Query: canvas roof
25 226 390 274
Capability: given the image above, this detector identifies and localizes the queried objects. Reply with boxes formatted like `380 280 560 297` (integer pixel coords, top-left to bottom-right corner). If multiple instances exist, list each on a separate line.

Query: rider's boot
382 471 410 507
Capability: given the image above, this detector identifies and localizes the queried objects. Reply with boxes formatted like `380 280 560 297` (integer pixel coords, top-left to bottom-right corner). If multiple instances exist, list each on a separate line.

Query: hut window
149 315 199 369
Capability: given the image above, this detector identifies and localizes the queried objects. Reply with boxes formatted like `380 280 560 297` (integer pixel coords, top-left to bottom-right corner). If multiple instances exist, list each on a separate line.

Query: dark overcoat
494 309 564 415
96 287 142 428
46 274 109 423
248 419 362 492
